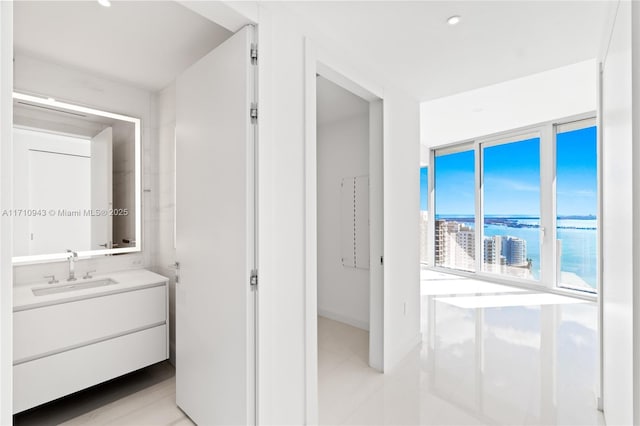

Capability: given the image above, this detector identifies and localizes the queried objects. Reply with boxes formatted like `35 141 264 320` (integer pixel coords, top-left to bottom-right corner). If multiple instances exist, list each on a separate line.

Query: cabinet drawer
14 284 166 363
14 324 167 414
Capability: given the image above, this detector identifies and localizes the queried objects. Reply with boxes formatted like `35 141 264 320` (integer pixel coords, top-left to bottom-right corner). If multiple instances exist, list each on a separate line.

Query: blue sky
556 126 597 216
483 137 540 216
433 150 475 215
421 126 597 217
420 167 428 210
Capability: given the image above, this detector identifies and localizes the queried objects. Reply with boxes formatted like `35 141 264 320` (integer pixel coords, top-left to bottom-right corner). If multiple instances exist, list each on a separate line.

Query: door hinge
250 269 258 289
380 256 384 266
169 262 180 284
250 103 258 124
250 44 258 65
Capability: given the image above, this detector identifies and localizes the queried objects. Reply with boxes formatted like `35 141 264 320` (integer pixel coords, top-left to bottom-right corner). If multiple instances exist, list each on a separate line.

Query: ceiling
282 1 612 101
14 1 231 91
13 1 612 101
317 75 368 126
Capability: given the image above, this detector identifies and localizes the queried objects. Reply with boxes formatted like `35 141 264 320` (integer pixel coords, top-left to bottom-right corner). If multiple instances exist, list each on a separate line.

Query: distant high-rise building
434 219 447 265
483 235 501 265
446 221 461 233
455 228 475 267
434 219 476 270
501 236 527 266
436 221 529 272
420 211 429 264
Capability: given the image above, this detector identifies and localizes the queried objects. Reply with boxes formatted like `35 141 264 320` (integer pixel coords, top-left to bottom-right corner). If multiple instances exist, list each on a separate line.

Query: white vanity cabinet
13 270 169 414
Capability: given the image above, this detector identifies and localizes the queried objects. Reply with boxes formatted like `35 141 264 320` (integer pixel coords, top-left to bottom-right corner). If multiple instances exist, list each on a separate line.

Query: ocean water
484 220 596 288
556 227 597 288
437 217 597 289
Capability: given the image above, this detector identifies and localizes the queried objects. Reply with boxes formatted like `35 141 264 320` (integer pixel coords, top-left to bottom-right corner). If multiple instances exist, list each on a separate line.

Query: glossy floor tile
319 270 604 425
13 361 192 426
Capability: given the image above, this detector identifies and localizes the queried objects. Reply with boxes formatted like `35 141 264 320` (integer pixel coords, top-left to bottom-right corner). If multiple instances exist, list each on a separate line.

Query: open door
90 127 113 250
175 25 256 425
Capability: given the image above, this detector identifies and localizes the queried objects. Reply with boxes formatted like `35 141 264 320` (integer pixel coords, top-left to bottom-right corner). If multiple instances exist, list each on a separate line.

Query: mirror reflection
12 93 140 259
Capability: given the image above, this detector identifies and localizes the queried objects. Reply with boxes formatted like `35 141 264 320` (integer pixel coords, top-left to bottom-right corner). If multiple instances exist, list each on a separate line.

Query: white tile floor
60 377 192 426
14 270 605 426
319 270 604 425
13 362 193 426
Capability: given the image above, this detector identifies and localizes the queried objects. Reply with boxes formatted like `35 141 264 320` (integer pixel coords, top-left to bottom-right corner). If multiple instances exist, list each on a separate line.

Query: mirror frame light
11 92 142 264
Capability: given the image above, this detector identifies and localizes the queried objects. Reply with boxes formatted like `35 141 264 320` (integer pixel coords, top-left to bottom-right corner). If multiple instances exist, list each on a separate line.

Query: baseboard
318 308 369 331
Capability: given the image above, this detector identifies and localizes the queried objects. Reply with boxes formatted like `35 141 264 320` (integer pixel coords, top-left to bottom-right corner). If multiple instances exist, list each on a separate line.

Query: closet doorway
310 61 384 423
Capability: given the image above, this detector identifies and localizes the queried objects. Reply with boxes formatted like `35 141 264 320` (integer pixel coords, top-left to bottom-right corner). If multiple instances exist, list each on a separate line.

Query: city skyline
433 218 534 279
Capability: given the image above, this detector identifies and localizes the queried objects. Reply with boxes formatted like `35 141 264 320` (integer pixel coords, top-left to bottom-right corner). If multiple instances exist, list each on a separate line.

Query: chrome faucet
66 249 78 281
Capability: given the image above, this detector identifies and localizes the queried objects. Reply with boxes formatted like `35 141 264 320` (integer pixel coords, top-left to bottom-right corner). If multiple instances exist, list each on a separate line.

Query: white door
28 150 91 255
175 26 256 425
90 127 113 250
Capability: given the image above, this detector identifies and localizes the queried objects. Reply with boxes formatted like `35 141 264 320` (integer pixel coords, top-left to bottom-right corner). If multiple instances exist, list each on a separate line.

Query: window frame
428 112 598 300
554 117 598 293
477 128 543 283
431 143 476 271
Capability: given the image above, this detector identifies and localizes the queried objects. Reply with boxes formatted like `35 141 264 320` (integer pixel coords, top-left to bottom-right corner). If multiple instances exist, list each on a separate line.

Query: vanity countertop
14 269 169 311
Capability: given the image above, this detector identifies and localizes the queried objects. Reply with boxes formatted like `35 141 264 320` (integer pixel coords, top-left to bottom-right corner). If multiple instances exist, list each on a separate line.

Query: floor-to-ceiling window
430 116 598 294
482 135 541 281
556 119 597 292
433 147 475 272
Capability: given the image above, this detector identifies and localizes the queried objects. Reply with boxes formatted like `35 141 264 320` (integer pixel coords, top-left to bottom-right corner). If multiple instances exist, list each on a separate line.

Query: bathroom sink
32 278 118 296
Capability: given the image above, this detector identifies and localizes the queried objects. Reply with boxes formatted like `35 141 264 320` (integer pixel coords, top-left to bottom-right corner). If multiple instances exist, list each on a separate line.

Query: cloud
485 177 539 193
508 181 539 192
557 189 596 197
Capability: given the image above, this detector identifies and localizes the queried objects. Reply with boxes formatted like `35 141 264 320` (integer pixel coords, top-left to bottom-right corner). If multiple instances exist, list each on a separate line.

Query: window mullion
475 140 483 273
428 150 435 267
539 124 556 288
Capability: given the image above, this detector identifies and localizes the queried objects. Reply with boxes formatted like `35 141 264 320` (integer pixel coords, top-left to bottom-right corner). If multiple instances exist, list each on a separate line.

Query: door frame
304 37 385 425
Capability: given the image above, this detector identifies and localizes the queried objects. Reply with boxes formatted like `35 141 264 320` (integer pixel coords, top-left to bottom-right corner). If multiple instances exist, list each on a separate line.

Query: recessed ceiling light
447 15 461 26
97 0 111 7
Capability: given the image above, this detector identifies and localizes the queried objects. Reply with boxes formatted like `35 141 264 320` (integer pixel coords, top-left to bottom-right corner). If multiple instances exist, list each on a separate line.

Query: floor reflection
319 269 603 425
421 270 600 426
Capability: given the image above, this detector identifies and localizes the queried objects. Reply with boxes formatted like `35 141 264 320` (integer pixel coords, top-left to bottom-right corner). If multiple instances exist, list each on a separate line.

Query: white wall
256 10 307 423
0 2 13 422
155 82 178 364
600 1 636 424
11 54 157 284
381 88 421 371
317 105 370 330
421 59 598 150
256 4 420 424
634 4 640 422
